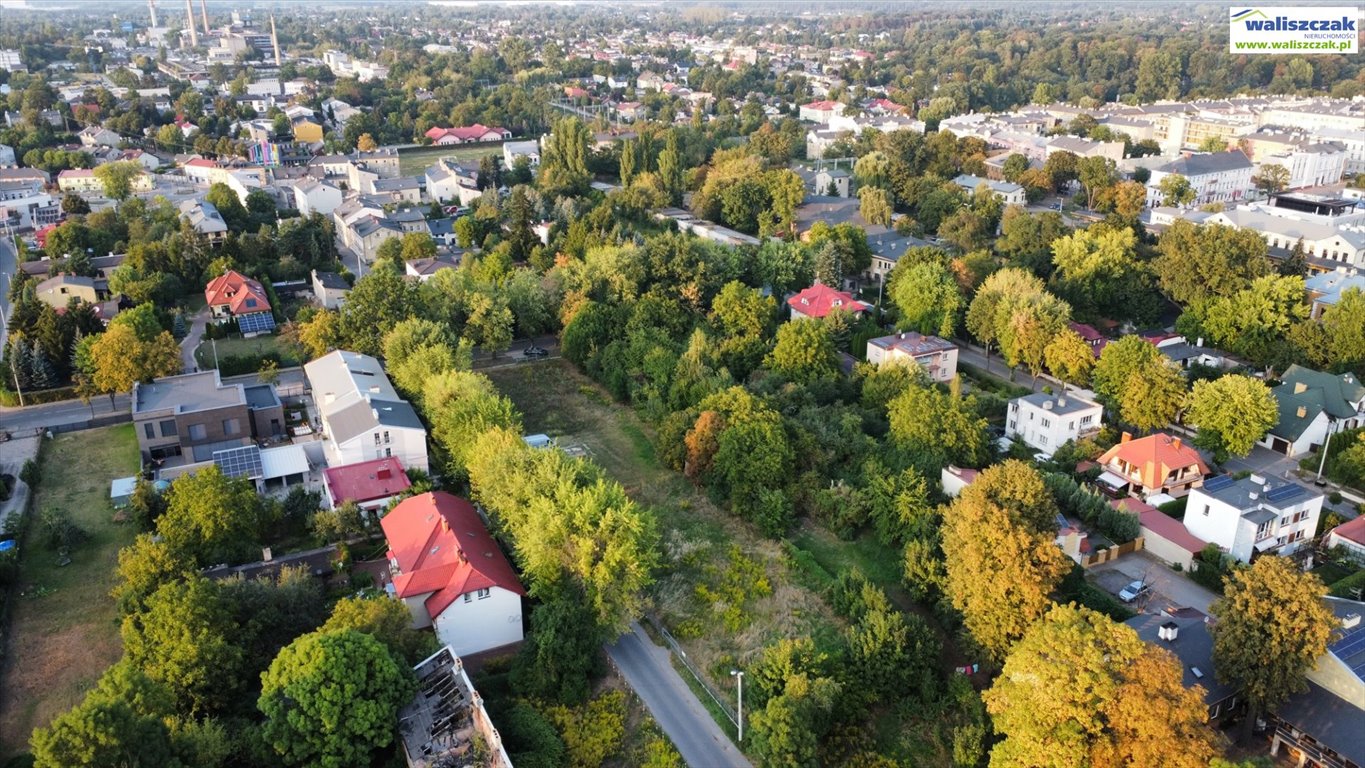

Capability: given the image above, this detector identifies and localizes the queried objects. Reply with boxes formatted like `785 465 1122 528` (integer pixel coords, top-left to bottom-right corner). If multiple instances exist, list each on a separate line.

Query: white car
1118 581 1150 603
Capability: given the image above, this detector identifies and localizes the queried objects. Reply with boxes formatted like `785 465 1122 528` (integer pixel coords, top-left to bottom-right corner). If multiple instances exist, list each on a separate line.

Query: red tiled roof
803 100 840 110
1329 515 1365 547
425 124 506 142
381 492 526 619
184 157 219 168
1125 498 1209 554
1098 433 1210 492
1069 321 1105 342
323 458 410 506
787 283 871 319
204 270 272 316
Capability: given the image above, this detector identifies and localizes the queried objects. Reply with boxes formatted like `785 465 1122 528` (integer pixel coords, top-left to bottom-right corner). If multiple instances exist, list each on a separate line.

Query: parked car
1118 580 1150 603
1032 451 1054 463
522 345 548 358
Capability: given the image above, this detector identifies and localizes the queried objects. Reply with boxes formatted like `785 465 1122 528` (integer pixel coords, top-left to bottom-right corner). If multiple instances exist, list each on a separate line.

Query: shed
110 476 138 508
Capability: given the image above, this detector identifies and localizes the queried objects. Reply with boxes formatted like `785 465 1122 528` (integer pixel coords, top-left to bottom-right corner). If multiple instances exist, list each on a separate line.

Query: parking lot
1089 550 1218 615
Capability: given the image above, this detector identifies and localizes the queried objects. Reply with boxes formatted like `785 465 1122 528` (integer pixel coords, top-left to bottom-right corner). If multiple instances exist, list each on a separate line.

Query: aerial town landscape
0 0 1362 766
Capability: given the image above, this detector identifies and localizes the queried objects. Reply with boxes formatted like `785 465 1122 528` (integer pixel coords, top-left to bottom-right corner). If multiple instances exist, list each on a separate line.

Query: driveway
1090 550 1218 615
607 622 750 768
180 305 211 372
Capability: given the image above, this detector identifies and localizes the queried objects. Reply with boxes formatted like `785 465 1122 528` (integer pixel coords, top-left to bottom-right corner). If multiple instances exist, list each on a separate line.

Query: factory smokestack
185 0 197 46
148 0 158 28
270 15 281 67
199 0 209 35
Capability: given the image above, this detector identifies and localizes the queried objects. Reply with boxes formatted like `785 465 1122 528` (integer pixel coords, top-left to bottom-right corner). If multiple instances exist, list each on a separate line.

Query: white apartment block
1183 474 1323 565
1005 393 1103 454
303 350 430 473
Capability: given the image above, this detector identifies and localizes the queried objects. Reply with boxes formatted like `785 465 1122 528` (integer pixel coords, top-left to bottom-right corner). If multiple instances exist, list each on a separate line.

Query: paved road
955 340 1058 394
607 622 750 768
0 392 130 432
1090 550 1218 615
180 305 211 371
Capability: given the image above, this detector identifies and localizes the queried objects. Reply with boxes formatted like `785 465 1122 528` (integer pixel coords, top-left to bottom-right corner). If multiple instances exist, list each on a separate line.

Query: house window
477 588 490 600
383 431 390 444
1256 521 1272 540
1202 504 1210 517
384 447 392 458
143 423 155 439
463 593 472 603
188 423 207 441
1068 421 1075 431
374 432 381 446
159 420 177 437
223 418 241 436
1041 418 1051 428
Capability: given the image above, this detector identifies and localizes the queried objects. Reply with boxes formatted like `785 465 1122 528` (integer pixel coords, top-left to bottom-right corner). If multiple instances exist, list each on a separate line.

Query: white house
1005 392 1103 454
290 178 343 217
814 168 850 198
1145 150 1254 207
425 158 482 207
952 174 1027 206
1183 474 1323 565
865 332 959 382
1261 365 1365 457
310 269 349 310
800 100 843 123
381 492 525 658
503 140 541 168
303 350 429 473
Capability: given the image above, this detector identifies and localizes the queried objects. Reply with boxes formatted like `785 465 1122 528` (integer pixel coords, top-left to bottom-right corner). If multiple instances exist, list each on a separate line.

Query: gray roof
1197 473 1321 514
326 397 381 445
1157 150 1253 178
1124 613 1238 707
243 383 280 410
372 399 423 430
868 332 957 356
313 271 348 290
1013 392 1102 416
133 370 244 414
1275 682 1365 765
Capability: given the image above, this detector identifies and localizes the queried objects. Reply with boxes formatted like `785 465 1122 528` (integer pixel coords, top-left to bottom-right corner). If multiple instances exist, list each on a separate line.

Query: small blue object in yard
0 540 16 552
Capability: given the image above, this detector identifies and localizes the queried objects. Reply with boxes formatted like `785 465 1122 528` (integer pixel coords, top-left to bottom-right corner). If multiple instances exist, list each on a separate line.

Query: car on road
522 345 549 358
1118 580 1150 603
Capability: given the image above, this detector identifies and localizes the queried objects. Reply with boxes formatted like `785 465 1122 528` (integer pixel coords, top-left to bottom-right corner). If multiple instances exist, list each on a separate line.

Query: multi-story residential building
0 168 57 229
131 370 284 466
289 177 343 216
1317 127 1365 176
799 100 843 123
179 199 230 244
1183 474 1323 564
0 49 24 72
1005 393 1103 454
1145 150 1254 206
502 140 540 168
1306 268 1365 319
310 269 349 310
425 158 482 206
381 491 525 657
865 332 958 381
1096 432 1210 499
304 350 429 473
953 174 1027 205
1044 135 1125 163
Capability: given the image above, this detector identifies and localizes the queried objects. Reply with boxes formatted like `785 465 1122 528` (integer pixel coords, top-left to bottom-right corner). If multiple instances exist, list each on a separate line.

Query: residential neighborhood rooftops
1013 391 1100 416
1124 613 1238 706
323 457 411 506
313 271 348 290
1153 150 1253 176
382 491 526 619
1123 497 1209 553
205 270 272 316
787 282 872 319
1274 682 1365 767
1197 473 1317 513
867 331 956 356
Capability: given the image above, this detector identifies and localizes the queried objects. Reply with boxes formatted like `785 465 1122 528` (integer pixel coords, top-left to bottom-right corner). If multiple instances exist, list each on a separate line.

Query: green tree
1117 359 1186 433
337 268 421 357
546 691 628 768
31 691 181 768
320 596 437 665
121 577 244 715
156 465 264 566
465 291 516 357
888 258 962 338
1044 329 1095 391
1001 153 1031 182
941 460 1069 660
1210 556 1337 739
765 319 839 383
966 267 1047 371
511 588 605 705
93 160 143 202
1201 275 1309 362
398 231 437 262
1157 173 1196 207
204 182 249 230
540 116 591 197
1185 375 1279 460
984 604 1219 768
1154 220 1272 307
657 131 684 206
888 380 990 468
997 291 1071 384
89 323 181 398
1091 335 1163 405
258 629 415 767
1076 156 1117 209
1049 224 1139 317
112 532 194 615
1252 163 1290 199
749 671 841 768
422 371 521 477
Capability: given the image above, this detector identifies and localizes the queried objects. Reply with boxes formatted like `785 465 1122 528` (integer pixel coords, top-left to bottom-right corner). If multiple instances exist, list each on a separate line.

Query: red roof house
1097 432 1210 499
787 282 872 321
1326 515 1365 563
424 124 511 145
204 270 275 333
381 492 526 656
322 457 411 511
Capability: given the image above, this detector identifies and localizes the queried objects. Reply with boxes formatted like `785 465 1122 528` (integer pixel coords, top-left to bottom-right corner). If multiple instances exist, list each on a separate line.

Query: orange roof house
381 492 526 656
205 270 275 333
786 282 872 321
1096 432 1210 499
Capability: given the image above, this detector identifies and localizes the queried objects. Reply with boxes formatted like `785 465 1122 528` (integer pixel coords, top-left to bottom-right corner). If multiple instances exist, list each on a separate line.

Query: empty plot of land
0 425 140 759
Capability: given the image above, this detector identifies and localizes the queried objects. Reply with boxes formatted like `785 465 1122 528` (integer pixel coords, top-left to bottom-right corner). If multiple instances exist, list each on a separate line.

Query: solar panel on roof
214 444 263 479
1265 484 1306 503
1203 475 1235 492
238 312 276 334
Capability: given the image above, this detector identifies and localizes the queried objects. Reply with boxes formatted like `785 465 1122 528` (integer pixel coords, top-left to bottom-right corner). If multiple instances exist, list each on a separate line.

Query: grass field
195 333 301 371
0 425 140 759
398 142 505 177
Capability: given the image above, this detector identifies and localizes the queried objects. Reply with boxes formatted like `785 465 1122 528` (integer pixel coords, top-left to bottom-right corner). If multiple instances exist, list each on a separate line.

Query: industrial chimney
199 0 210 35
270 15 281 67
184 0 197 46
148 0 158 28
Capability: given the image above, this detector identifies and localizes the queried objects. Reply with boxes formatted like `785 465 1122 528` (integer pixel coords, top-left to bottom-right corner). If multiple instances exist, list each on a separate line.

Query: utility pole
729 669 744 742
10 357 24 407
1316 420 1335 484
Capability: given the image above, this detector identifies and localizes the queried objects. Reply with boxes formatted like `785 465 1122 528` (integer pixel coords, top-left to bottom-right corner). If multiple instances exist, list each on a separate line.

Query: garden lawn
0 425 141 759
194 333 301 372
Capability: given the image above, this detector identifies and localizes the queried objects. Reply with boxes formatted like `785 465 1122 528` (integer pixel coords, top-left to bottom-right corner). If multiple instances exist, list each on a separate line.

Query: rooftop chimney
1295 381 1309 394
1250 473 1266 485
261 546 272 562
1345 613 1362 630
1172 437 1182 451
1297 406 1308 418
1158 622 1179 642
1043 401 1053 410
1121 431 1132 444
1057 397 1067 407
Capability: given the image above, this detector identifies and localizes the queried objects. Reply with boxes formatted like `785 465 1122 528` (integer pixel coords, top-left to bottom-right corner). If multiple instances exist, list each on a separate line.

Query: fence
1081 537 1145 568
46 413 132 435
647 615 738 727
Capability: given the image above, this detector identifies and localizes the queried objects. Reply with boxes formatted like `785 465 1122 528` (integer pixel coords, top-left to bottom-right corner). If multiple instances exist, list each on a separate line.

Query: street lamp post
729 669 744 742
1317 420 1336 484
